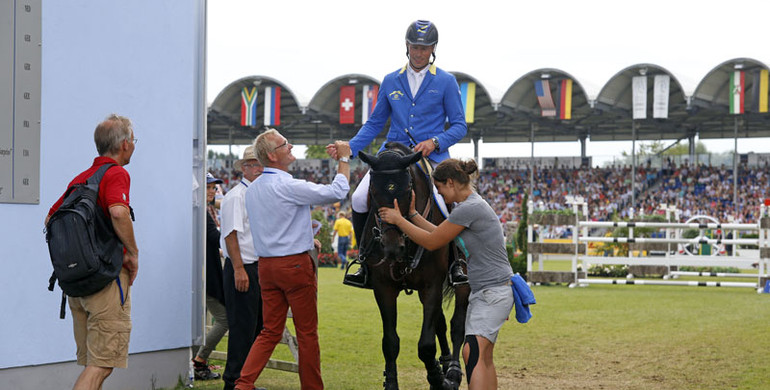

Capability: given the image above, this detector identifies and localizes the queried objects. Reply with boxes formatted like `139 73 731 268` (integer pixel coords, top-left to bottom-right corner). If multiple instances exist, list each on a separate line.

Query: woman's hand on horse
379 200 404 225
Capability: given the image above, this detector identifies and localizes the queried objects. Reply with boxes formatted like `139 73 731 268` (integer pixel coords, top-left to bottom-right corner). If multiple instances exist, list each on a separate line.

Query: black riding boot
343 211 370 288
449 259 468 285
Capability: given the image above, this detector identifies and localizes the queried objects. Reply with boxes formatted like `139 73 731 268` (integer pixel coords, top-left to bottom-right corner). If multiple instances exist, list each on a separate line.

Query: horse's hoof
443 362 463 390
442 377 460 390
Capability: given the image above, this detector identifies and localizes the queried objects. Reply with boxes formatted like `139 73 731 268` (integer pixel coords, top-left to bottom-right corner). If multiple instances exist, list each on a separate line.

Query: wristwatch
339 156 350 163
431 136 440 151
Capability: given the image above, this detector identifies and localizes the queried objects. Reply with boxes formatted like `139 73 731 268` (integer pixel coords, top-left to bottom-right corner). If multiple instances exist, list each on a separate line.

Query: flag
263 86 281 126
533 80 556 117
632 76 647 119
362 84 378 123
729 70 744 115
340 85 355 124
460 82 476 123
653 75 670 119
752 69 768 113
555 79 572 120
240 87 258 127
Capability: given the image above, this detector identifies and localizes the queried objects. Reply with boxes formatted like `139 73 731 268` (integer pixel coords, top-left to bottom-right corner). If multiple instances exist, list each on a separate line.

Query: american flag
534 80 556 117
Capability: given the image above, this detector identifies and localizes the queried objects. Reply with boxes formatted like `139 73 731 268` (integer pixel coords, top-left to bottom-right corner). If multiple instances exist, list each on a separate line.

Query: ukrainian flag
460 82 476 123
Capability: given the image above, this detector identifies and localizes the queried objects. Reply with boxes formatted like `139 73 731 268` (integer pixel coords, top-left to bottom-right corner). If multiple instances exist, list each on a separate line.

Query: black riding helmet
405 20 438 67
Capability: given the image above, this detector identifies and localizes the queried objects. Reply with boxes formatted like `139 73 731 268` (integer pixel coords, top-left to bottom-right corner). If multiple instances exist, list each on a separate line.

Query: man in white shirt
235 129 350 390
219 146 264 390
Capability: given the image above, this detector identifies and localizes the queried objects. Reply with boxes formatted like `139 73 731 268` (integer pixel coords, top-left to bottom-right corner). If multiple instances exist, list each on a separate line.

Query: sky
206 0 770 163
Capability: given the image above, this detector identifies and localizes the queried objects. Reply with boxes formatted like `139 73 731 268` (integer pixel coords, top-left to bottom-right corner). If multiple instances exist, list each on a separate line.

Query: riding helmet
405 20 438 46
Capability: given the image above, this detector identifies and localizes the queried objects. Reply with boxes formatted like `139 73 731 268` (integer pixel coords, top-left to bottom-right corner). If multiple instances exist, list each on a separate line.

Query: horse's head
359 143 422 260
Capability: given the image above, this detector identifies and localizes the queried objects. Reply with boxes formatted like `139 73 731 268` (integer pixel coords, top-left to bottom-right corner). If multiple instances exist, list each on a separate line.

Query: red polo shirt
48 156 131 217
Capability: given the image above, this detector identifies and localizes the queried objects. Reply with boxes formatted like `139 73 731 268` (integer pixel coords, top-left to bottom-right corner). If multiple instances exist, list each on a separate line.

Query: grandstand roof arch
492 68 591 143
588 63 688 141
449 71 494 143
207 75 304 145
689 58 770 139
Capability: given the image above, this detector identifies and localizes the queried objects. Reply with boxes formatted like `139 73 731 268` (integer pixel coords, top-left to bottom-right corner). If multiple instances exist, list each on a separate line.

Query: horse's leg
446 283 470 390
435 310 452 372
374 283 400 390
418 285 445 389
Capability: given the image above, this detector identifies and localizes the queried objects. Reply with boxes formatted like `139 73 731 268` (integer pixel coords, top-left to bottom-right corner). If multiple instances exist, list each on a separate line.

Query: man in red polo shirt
46 114 139 390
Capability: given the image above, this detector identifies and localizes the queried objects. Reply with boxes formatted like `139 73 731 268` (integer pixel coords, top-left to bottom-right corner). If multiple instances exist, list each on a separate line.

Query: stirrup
449 260 469 286
343 260 370 289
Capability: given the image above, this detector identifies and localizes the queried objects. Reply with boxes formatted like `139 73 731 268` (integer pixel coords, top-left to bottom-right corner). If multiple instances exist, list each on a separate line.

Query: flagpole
228 127 233 169
632 121 637 210
530 122 535 200
734 115 738 220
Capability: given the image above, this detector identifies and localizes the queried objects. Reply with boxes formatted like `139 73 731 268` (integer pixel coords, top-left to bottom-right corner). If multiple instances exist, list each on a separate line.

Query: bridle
360 152 434 283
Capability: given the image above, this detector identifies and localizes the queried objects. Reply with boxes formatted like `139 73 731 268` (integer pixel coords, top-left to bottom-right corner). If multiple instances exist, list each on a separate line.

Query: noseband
369 167 414 237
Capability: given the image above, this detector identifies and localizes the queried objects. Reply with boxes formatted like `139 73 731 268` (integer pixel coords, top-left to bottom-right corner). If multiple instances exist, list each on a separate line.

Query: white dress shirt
406 64 429 98
245 168 350 258
219 178 258 264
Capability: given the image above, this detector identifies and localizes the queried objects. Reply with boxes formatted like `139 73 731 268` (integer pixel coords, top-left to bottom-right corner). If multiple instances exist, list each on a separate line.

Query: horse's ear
359 151 377 167
402 151 422 167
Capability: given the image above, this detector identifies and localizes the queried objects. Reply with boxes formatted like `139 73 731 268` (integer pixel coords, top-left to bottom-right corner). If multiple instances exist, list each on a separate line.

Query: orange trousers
234 253 322 390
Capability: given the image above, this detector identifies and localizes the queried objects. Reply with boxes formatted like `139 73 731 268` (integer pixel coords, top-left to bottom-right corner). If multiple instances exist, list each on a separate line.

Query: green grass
177 266 770 390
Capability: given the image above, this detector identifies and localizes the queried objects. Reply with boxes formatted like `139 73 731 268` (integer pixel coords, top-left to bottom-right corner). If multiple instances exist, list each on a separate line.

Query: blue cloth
511 273 536 323
350 64 467 162
245 168 349 257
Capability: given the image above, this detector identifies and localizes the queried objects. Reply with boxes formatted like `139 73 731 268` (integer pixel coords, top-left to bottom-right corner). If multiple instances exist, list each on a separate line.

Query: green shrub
515 194 528 258
311 209 333 253
679 266 741 273
507 245 527 277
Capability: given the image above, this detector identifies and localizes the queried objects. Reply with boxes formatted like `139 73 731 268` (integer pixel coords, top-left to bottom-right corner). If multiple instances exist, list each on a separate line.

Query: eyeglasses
273 140 289 151
128 138 138 144
241 162 261 168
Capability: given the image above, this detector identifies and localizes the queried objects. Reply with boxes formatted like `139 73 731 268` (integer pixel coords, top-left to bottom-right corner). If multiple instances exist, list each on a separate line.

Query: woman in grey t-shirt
379 158 514 390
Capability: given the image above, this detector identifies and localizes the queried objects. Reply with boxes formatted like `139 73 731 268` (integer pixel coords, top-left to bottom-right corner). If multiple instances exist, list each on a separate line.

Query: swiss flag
340 85 355 124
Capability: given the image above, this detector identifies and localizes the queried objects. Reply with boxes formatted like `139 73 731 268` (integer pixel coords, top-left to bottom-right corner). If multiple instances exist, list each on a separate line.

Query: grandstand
208 57 770 226
208 59 770 151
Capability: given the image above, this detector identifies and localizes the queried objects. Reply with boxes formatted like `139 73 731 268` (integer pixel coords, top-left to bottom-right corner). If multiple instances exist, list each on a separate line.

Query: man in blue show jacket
329 20 468 288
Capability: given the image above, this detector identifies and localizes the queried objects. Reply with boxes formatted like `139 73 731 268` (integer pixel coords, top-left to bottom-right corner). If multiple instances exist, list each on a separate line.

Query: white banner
653 75 670 119
632 76 647 119
483 156 589 170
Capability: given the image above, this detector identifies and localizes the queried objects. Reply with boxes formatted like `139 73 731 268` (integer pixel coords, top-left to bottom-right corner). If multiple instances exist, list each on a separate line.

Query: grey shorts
465 284 514 344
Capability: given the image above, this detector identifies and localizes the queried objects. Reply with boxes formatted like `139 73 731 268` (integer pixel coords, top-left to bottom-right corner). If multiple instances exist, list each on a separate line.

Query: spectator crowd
210 160 770 230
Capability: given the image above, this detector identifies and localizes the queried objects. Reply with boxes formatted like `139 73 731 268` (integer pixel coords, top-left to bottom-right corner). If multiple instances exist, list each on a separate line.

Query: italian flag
729 70 744 115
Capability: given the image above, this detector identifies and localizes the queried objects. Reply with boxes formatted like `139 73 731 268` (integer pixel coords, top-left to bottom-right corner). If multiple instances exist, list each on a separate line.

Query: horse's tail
442 280 456 306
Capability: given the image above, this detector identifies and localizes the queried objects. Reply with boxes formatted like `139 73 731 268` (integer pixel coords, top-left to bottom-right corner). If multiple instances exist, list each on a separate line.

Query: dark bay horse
358 142 469 390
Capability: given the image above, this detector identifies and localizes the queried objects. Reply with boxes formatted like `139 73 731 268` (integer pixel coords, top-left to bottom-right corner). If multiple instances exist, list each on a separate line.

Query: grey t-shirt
448 192 513 291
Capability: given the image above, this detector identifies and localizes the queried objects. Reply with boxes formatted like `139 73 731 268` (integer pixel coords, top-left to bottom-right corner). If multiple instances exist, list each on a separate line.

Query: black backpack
46 164 130 309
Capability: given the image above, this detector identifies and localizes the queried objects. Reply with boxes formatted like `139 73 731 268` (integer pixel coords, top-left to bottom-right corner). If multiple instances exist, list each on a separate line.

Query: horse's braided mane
382 141 412 156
